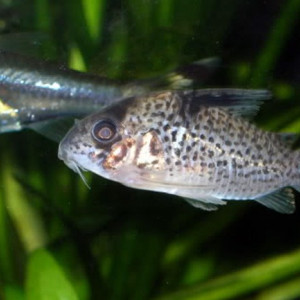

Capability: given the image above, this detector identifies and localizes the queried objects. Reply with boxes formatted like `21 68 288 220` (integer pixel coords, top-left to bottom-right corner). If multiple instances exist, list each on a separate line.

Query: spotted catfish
58 89 300 213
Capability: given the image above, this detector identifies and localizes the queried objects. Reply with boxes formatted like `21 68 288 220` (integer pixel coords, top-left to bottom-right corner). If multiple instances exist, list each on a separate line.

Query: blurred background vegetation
0 0 300 299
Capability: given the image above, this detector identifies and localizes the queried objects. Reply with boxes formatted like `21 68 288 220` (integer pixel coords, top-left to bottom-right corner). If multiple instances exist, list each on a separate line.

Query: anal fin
255 188 296 214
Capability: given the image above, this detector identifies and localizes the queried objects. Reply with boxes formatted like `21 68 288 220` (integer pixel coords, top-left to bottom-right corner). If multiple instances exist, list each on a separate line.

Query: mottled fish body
58 89 299 213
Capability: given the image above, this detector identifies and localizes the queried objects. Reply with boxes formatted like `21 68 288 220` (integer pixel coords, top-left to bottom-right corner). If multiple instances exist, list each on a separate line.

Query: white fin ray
254 188 295 214
185 198 226 211
70 162 91 189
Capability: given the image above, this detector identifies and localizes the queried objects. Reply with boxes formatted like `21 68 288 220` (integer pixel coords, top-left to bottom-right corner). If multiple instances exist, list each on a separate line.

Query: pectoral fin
255 188 296 214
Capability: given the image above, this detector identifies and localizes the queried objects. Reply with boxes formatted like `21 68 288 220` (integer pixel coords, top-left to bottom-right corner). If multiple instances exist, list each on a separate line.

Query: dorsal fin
164 57 220 89
179 89 271 119
130 57 220 91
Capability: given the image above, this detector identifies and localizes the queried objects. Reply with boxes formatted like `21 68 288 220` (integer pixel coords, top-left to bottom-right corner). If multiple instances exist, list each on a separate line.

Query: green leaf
155 247 300 300
251 0 300 87
1 154 47 254
26 249 79 300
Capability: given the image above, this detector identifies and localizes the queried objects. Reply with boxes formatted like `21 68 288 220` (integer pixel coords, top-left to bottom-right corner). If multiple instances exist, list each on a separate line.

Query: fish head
58 96 166 183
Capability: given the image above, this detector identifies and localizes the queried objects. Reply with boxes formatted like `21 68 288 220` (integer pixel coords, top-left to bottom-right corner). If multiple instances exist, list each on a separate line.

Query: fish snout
58 138 68 162
58 128 80 165
58 136 77 172
58 124 97 175
58 120 87 163
58 136 83 173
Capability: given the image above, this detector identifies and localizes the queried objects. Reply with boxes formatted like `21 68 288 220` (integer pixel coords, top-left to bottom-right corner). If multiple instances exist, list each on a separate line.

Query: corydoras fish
58 89 299 213
0 50 217 139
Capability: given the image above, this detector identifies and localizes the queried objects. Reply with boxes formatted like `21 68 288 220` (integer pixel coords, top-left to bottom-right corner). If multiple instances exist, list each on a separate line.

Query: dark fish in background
58 89 299 214
0 50 218 140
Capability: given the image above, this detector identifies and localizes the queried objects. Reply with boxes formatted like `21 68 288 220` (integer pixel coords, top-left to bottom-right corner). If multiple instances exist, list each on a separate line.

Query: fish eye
92 120 117 143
